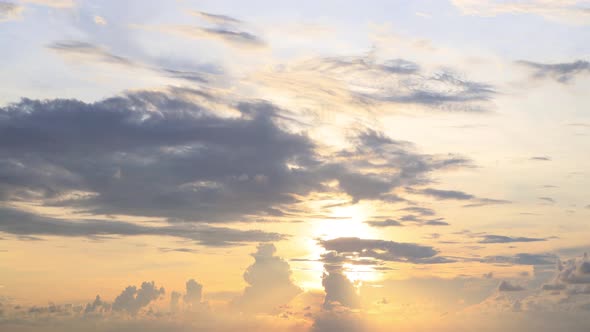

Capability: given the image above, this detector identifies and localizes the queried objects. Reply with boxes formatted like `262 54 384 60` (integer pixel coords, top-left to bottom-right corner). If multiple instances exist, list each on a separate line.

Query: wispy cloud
518 60 590 83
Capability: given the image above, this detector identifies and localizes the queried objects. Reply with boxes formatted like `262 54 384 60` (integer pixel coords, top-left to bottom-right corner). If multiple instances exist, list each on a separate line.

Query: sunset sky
1 1 590 331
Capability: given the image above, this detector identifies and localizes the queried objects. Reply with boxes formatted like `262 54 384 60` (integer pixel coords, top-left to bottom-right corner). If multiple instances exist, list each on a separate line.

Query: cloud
479 235 547 244
452 0 590 25
48 41 136 67
557 253 590 284
169 291 181 312
232 243 301 313
0 91 316 222
364 219 403 227
538 197 556 204
135 10 265 49
190 10 242 25
484 253 557 265
0 92 471 229
400 206 436 216
415 188 475 200
48 41 210 83
498 280 526 292
541 283 566 291
518 60 590 83
530 156 552 161
0 206 284 246
319 237 453 264
183 279 203 307
293 55 496 112
410 187 511 207
322 270 361 309
84 295 108 314
112 281 165 315
366 216 449 227
0 2 22 22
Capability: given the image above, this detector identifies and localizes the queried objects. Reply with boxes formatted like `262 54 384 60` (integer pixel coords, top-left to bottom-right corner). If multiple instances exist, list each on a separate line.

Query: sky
0 0 590 331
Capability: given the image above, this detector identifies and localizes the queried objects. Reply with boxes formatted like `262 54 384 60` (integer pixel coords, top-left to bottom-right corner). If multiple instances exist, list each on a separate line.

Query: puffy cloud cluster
556 253 590 284
112 281 165 315
232 244 302 313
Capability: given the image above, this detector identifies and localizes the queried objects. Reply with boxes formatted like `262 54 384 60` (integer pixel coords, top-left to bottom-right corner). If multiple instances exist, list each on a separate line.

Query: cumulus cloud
557 253 590 284
321 270 361 309
232 243 301 312
183 279 203 307
169 291 181 312
112 281 165 315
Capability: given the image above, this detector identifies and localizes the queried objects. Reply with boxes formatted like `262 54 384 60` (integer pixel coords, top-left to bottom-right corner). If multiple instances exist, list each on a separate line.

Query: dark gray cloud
192 11 242 25
364 219 403 227
484 253 557 266
479 235 547 244
530 156 551 161
410 187 511 207
337 130 470 202
538 197 556 204
0 92 316 221
399 206 436 216
542 283 566 291
518 60 590 83
0 91 471 243
415 188 475 200
498 280 525 292
112 281 165 315
319 237 453 264
0 207 284 246
158 247 198 254
200 28 265 47
366 216 449 227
